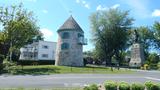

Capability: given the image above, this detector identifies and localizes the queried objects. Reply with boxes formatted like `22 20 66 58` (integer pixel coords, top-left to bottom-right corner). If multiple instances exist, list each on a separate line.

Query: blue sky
0 0 160 51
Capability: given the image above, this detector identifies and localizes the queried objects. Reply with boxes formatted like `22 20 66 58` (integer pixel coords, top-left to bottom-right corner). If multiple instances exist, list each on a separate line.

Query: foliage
153 21 160 50
83 51 95 65
2 58 17 74
104 81 117 90
118 81 130 90
158 62 160 70
83 86 90 90
136 27 154 53
0 3 43 61
145 81 154 90
131 83 145 90
150 84 160 90
83 84 98 90
147 53 159 69
90 8 134 66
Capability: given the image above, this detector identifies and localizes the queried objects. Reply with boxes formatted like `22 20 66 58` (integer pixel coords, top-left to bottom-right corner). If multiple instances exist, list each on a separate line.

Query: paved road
0 70 160 88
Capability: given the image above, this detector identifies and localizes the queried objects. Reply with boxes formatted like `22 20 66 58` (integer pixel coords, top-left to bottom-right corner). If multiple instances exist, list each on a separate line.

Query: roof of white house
58 15 84 32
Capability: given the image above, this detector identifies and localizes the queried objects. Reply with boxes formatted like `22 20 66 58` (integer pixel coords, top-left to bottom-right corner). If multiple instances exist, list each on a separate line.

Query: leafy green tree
0 3 43 61
137 27 154 54
89 8 134 66
153 21 160 50
147 53 159 69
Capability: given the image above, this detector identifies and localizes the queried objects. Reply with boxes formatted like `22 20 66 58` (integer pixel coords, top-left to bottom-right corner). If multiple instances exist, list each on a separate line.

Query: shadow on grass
15 67 60 75
85 65 110 69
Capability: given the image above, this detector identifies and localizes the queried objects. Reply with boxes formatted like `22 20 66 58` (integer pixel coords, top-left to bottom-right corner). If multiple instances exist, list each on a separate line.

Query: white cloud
26 0 37 2
75 0 90 9
152 9 160 17
111 4 120 9
123 0 150 18
96 4 120 11
42 10 48 14
84 4 90 9
76 0 80 3
40 28 53 40
82 1 86 4
96 5 107 11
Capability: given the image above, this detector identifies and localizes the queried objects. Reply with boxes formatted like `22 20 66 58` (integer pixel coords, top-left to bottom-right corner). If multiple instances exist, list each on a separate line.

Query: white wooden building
19 41 56 61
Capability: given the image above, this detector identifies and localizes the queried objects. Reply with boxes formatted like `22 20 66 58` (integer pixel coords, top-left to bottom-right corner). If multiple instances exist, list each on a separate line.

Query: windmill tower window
62 32 70 39
78 33 84 38
61 43 69 50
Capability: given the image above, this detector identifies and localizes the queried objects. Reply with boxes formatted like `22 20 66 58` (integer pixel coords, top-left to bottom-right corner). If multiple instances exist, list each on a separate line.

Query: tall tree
0 4 43 61
153 21 160 51
90 8 134 66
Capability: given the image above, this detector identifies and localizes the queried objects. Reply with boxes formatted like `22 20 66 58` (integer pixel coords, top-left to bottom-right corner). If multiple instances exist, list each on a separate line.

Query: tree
89 8 134 66
147 53 159 69
153 21 160 50
0 3 43 61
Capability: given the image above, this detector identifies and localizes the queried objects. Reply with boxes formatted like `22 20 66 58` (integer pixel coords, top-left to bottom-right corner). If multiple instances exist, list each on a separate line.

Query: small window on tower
78 33 84 38
61 43 69 50
62 32 69 39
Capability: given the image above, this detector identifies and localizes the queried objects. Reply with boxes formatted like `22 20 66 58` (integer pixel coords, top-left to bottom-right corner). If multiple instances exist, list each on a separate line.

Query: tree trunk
9 41 12 61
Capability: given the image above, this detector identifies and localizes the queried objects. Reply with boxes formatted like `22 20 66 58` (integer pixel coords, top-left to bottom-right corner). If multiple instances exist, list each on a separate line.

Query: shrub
157 62 160 70
83 84 98 90
0 54 4 73
150 84 160 90
3 58 17 74
83 86 90 90
89 84 98 90
104 81 117 90
145 81 154 90
119 81 130 90
131 83 145 90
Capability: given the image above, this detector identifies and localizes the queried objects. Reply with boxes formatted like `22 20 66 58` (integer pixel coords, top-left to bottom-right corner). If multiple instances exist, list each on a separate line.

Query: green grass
10 65 133 75
0 87 83 90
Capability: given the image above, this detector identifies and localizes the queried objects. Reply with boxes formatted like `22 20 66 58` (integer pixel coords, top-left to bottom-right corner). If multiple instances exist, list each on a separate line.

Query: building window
23 52 28 57
78 33 84 38
62 32 69 39
42 54 48 58
42 45 48 49
61 43 69 50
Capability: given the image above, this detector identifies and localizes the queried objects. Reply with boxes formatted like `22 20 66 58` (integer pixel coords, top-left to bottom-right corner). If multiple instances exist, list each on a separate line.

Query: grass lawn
10 65 133 75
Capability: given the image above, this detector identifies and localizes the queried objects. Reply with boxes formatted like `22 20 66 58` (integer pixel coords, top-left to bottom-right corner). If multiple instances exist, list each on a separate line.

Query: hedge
84 81 160 90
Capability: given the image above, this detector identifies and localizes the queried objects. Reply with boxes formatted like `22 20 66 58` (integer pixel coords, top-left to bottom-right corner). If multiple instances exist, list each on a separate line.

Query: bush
150 84 160 90
104 81 117 90
131 83 145 90
145 81 154 90
90 84 98 90
0 54 4 73
119 82 130 90
83 84 98 90
157 62 160 70
3 58 17 74
83 86 90 90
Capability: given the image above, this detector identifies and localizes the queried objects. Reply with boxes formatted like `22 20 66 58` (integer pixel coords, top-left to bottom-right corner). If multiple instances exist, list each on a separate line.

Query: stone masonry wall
55 30 84 66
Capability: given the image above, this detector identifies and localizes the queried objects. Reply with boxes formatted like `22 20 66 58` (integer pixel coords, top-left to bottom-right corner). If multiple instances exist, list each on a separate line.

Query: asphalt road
0 70 160 88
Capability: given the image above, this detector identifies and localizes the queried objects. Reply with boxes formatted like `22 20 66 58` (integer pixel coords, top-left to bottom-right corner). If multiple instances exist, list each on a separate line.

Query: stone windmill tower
55 16 87 66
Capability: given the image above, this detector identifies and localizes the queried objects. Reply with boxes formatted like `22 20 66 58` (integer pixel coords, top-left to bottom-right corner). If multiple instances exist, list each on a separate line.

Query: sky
0 0 160 52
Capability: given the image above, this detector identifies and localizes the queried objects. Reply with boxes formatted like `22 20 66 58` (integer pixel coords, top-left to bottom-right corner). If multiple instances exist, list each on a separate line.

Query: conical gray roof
58 16 83 32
